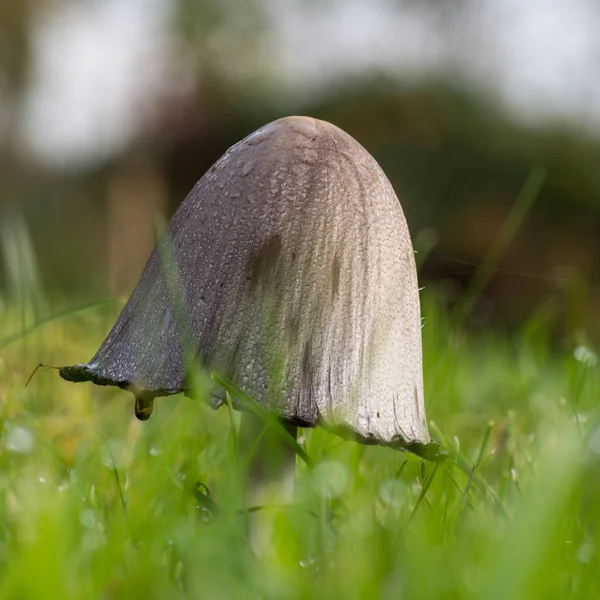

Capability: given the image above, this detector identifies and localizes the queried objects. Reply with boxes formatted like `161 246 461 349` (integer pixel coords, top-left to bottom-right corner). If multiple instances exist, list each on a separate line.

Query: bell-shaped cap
60 116 431 452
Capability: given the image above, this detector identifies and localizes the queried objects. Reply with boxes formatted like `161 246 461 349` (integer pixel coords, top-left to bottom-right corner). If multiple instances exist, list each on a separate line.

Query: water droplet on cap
134 396 154 421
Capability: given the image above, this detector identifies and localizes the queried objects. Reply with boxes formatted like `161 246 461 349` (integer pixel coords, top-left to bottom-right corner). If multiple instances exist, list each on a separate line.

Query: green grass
1 292 600 599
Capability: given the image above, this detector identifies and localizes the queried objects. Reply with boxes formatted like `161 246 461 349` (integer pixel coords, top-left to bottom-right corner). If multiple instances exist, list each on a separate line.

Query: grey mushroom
60 116 438 460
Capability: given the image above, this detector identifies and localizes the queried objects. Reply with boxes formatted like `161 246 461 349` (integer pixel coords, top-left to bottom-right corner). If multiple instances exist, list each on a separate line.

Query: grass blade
211 372 313 467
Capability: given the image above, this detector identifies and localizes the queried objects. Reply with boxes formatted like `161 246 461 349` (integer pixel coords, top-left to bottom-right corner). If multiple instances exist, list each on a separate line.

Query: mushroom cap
61 116 429 447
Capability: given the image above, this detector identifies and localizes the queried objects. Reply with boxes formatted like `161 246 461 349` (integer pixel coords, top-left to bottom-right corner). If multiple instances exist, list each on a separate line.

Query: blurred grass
1 291 599 599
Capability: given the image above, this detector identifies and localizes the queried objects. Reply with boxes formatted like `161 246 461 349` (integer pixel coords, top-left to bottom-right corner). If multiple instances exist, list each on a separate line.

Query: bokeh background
2 0 600 338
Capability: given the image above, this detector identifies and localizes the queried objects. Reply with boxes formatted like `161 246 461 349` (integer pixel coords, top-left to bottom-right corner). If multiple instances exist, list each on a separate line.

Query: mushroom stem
239 412 297 554
239 411 298 502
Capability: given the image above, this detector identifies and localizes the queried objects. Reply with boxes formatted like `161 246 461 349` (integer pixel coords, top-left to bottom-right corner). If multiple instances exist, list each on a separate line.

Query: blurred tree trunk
106 157 167 296
0 0 30 201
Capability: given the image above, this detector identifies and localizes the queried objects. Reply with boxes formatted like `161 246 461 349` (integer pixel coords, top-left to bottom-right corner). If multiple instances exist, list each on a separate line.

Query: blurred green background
2 0 600 335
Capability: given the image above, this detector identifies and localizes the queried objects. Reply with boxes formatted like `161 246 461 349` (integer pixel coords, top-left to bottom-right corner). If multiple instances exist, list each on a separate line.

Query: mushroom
60 116 439 461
